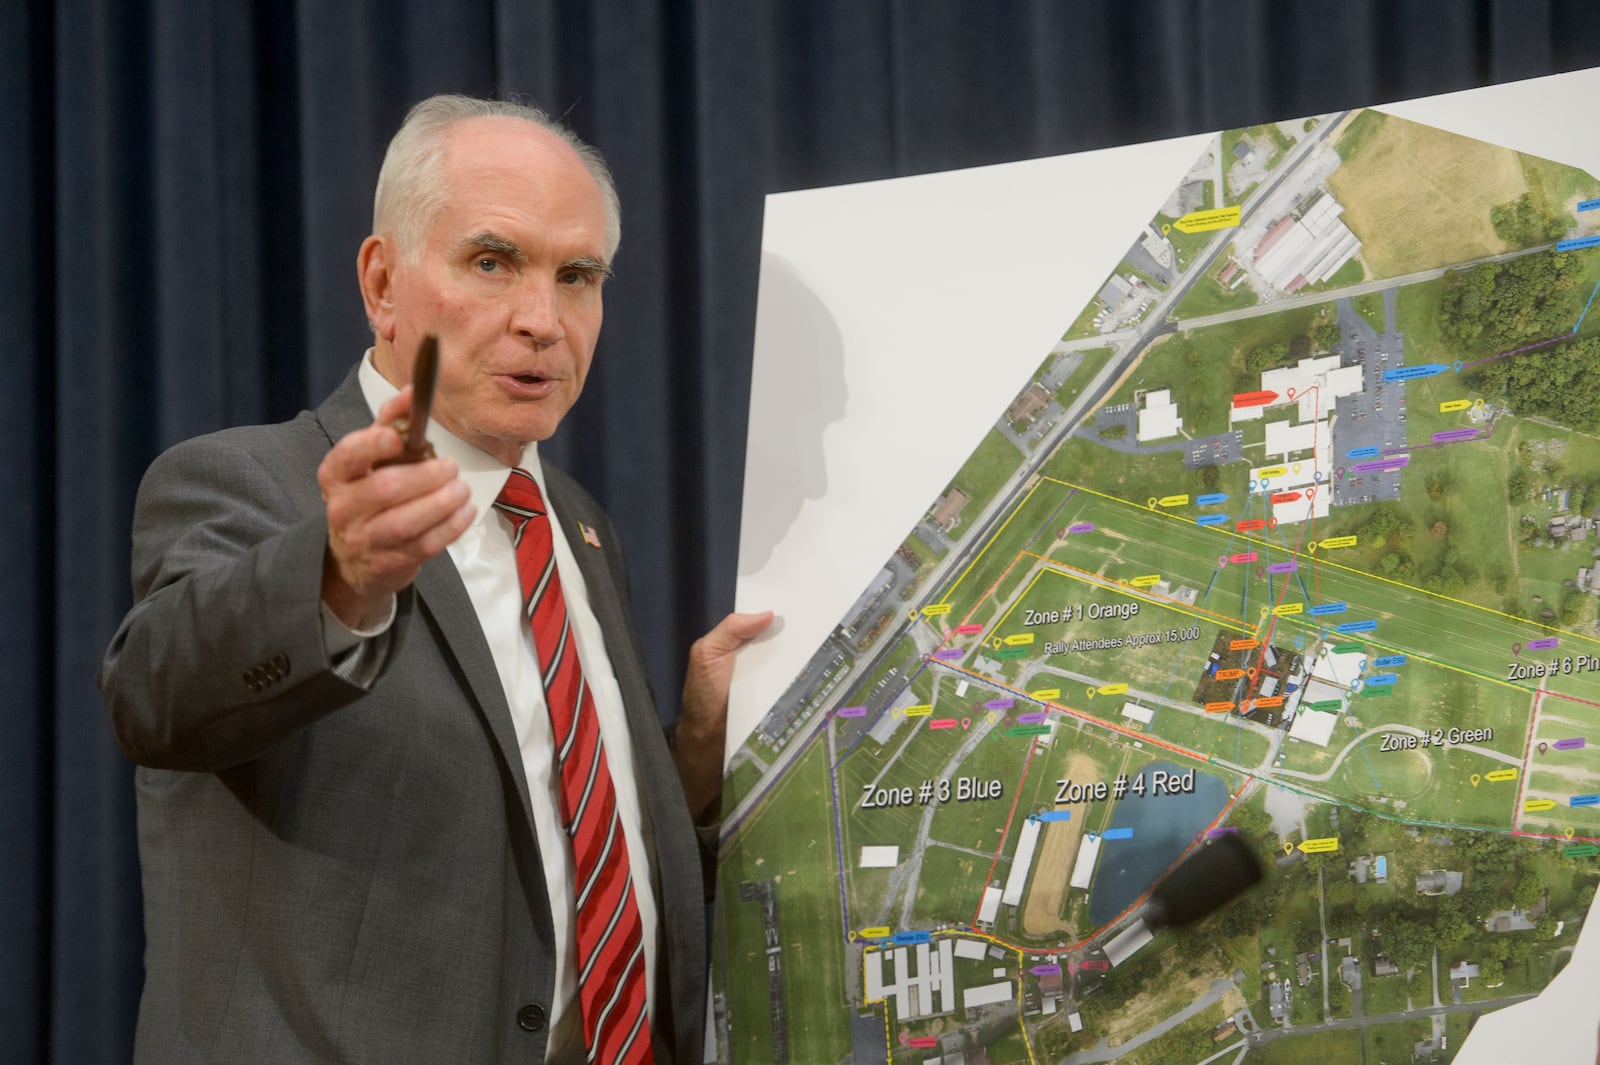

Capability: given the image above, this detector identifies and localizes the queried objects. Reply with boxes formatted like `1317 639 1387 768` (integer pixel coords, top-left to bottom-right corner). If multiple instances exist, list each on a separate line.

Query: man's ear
358 235 399 341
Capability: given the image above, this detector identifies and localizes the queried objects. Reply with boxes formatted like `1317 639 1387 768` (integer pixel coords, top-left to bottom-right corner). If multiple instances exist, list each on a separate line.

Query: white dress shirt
327 354 660 1062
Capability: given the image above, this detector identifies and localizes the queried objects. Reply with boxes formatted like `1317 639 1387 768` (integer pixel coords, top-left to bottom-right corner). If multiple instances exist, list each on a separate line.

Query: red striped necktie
495 469 654 1065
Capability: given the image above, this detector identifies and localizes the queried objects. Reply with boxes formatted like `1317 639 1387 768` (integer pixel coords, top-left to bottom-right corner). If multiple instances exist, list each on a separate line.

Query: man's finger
695 610 775 657
324 456 459 525
347 476 471 558
317 387 414 488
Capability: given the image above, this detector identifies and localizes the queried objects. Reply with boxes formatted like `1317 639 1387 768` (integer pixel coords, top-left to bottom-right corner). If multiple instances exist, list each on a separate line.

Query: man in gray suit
99 95 769 1064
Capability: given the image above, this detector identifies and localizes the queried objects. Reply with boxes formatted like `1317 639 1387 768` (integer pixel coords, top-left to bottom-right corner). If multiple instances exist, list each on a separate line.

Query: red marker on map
1232 390 1279 408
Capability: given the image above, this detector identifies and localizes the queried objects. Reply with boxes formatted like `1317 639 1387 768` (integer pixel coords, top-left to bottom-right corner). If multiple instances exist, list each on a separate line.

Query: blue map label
1374 655 1407 668
1333 620 1379 634
1196 493 1229 506
1557 235 1600 252
1366 673 1399 687
1579 198 1600 212
1101 827 1135 840
1309 602 1348 616
1382 364 1447 382
1197 514 1229 527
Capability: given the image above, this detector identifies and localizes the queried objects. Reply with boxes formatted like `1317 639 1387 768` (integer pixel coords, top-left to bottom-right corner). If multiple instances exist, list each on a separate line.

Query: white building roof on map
1264 418 1319 459
1259 355 1363 422
977 885 1003 925
1104 920 1156 967
954 938 988 960
1137 389 1181 442
860 845 900 868
1121 702 1156 725
1069 833 1103 891
1310 646 1366 687
1288 707 1339 747
1300 677 1345 708
1002 818 1043 906
1253 194 1362 292
962 981 1014 1010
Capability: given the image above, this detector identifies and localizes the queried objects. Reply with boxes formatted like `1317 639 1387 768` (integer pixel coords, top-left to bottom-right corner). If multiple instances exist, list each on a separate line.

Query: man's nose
511 279 564 345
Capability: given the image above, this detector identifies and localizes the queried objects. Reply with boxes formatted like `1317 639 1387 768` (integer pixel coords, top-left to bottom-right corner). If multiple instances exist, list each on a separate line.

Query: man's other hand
318 386 475 629
675 610 775 822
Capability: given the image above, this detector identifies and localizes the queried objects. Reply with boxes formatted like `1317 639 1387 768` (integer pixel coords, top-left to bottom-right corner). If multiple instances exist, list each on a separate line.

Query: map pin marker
1470 774 1481 787
1282 841 1294 856
1538 742 1548 755
1565 826 1577 839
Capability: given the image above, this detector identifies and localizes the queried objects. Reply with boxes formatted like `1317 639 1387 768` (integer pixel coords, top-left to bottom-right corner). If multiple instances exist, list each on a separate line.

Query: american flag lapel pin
578 522 602 549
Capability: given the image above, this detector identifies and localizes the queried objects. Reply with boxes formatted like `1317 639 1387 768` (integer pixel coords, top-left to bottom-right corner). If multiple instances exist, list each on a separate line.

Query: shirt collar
357 349 548 526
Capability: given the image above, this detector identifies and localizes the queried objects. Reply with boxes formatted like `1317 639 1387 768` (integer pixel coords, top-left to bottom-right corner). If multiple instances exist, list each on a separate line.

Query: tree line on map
1445 253 1600 432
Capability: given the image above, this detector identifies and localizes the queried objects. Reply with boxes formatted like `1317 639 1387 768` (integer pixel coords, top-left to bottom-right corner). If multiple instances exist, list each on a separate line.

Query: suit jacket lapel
314 367 539 835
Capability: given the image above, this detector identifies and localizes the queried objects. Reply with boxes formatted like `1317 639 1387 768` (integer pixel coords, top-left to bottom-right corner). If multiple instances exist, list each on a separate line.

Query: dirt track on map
1021 751 1098 935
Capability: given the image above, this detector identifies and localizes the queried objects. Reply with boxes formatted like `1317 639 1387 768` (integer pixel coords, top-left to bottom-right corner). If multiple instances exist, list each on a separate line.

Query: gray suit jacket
99 368 708 1064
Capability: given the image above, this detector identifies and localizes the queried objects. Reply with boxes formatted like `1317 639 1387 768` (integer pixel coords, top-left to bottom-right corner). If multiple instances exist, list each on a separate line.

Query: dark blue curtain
4 1 1597 1060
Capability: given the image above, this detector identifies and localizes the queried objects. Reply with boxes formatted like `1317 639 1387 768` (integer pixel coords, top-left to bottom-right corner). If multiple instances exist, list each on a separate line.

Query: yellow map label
1439 399 1472 413
1484 768 1518 783
1098 683 1129 696
1272 603 1305 616
859 927 891 939
1298 837 1340 854
1003 633 1035 646
1524 799 1557 812
1030 688 1061 700
921 603 952 617
903 704 933 717
1172 205 1242 233
1158 494 1190 507
1258 466 1288 478
1319 535 1358 550
1129 574 1162 588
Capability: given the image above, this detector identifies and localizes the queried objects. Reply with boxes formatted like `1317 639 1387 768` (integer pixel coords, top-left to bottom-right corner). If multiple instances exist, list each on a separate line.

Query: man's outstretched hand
675 610 775 823
319 386 474 630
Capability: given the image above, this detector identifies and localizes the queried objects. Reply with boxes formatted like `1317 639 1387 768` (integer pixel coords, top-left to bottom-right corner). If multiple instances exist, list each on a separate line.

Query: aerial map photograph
714 103 1600 1065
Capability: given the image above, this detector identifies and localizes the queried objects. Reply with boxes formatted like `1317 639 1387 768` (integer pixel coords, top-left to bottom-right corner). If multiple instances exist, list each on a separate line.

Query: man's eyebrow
457 232 527 263
566 255 614 281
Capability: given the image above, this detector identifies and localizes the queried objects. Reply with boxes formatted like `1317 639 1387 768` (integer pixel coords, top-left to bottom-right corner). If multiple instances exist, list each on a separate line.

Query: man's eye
476 257 500 273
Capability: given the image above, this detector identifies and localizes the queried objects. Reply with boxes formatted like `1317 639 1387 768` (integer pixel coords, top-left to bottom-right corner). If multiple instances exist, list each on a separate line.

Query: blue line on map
1579 199 1600 212
1102 827 1134 840
1574 276 1600 334
1557 235 1600 252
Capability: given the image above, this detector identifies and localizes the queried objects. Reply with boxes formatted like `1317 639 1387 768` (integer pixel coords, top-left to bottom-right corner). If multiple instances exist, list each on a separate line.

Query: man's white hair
372 94 621 263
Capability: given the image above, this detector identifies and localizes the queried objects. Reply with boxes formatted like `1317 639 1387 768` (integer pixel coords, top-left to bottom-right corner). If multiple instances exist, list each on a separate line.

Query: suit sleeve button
516 1003 546 1032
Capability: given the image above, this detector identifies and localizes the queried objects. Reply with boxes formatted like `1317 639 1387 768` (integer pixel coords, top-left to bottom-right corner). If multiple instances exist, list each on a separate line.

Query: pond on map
1086 761 1230 926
